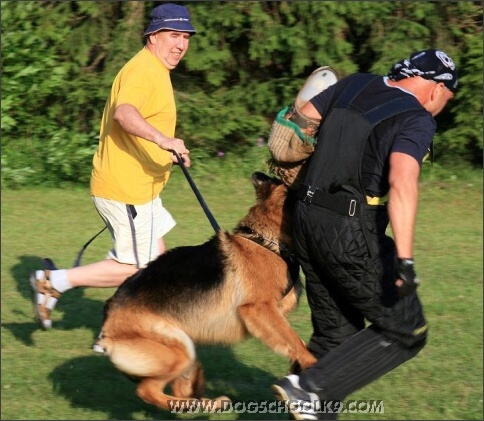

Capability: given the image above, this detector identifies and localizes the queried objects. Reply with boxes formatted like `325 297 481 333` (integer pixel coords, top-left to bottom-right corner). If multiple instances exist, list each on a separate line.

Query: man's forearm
113 103 188 155
388 183 418 258
388 152 420 258
113 103 169 148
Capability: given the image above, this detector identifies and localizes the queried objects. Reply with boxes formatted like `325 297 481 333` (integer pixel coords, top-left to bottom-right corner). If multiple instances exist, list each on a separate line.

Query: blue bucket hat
144 3 196 36
388 49 458 93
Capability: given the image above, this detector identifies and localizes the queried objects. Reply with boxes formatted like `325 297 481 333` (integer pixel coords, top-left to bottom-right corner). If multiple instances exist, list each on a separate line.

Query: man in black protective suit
269 49 458 420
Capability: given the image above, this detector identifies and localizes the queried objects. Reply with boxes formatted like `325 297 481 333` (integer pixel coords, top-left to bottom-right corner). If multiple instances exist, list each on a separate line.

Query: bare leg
158 237 167 256
67 259 138 288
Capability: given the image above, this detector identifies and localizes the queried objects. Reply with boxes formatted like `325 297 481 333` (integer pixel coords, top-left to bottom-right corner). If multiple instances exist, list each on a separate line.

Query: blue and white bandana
388 49 458 93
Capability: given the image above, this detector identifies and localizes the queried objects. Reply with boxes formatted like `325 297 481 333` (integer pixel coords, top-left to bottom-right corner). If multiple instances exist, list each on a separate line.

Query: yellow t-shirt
91 48 175 204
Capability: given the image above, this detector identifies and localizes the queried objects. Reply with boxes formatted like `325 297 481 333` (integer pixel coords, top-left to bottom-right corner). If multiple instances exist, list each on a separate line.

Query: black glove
397 258 420 297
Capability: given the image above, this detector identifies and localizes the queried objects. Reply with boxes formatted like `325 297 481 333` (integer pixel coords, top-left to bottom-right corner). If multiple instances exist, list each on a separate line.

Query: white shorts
92 196 176 268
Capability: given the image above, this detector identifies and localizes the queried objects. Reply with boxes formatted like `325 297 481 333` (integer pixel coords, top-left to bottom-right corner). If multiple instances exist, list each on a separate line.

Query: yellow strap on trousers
366 195 388 206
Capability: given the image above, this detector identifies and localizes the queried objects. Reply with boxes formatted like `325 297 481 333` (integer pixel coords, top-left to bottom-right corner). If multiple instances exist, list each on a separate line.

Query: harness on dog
234 225 294 259
234 225 299 297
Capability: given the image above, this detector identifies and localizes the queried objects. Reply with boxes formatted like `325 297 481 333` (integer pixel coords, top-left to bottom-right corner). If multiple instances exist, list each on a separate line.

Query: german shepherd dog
98 172 317 411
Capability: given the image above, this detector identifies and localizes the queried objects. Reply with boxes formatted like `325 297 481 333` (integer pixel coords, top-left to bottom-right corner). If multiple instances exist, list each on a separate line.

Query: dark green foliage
1 1 482 187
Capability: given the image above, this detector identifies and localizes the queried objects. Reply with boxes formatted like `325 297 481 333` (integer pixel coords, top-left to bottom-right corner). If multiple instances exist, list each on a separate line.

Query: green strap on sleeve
275 107 316 145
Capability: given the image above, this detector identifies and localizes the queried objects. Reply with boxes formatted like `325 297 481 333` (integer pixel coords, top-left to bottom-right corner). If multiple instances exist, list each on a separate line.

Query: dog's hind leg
238 302 317 369
138 376 229 413
102 334 229 412
135 353 229 412
171 361 204 399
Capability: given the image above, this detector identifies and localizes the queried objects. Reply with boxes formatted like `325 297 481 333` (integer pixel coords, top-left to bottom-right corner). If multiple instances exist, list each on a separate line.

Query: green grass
1 166 482 420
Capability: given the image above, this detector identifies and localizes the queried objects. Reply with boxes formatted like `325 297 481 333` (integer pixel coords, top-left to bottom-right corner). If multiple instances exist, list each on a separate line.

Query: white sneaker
272 374 321 420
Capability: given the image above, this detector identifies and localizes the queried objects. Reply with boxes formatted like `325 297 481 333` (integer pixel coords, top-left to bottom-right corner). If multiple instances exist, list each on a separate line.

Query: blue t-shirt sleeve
391 112 436 164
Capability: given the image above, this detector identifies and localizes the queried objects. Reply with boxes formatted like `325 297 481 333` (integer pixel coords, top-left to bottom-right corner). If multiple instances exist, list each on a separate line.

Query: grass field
1 166 482 420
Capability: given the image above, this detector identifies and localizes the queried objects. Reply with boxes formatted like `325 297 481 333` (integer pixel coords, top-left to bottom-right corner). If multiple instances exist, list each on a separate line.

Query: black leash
72 150 220 268
72 226 107 268
173 150 221 233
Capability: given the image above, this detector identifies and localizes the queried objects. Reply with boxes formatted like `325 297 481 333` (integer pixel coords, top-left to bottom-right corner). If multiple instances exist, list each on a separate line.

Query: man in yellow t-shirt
30 3 195 338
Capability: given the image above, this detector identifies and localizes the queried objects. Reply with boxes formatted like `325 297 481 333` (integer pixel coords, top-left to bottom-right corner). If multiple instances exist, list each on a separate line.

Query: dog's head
251 171 296 211
237 172 295 247
251 171 283 198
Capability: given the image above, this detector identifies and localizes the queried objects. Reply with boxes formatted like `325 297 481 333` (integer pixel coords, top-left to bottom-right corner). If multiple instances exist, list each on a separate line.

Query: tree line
1 1 482 187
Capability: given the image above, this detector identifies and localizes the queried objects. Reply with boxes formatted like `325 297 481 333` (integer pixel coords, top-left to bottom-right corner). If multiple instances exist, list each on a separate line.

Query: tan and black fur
98 172 317 411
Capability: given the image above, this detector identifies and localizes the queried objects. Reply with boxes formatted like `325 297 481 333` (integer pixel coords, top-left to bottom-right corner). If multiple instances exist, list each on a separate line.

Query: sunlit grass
1 167 482 420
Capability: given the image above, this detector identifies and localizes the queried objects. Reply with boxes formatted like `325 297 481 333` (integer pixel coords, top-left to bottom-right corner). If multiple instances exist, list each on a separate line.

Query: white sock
49 270 72 293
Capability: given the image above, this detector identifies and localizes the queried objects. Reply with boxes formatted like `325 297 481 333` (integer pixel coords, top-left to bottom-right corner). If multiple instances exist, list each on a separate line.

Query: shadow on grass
3 255 107 346
49 346 288 420
9 256 290 419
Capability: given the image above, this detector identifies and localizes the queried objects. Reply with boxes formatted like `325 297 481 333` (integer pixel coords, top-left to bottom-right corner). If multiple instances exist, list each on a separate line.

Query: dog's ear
251 172 285 201
251 172 283 187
